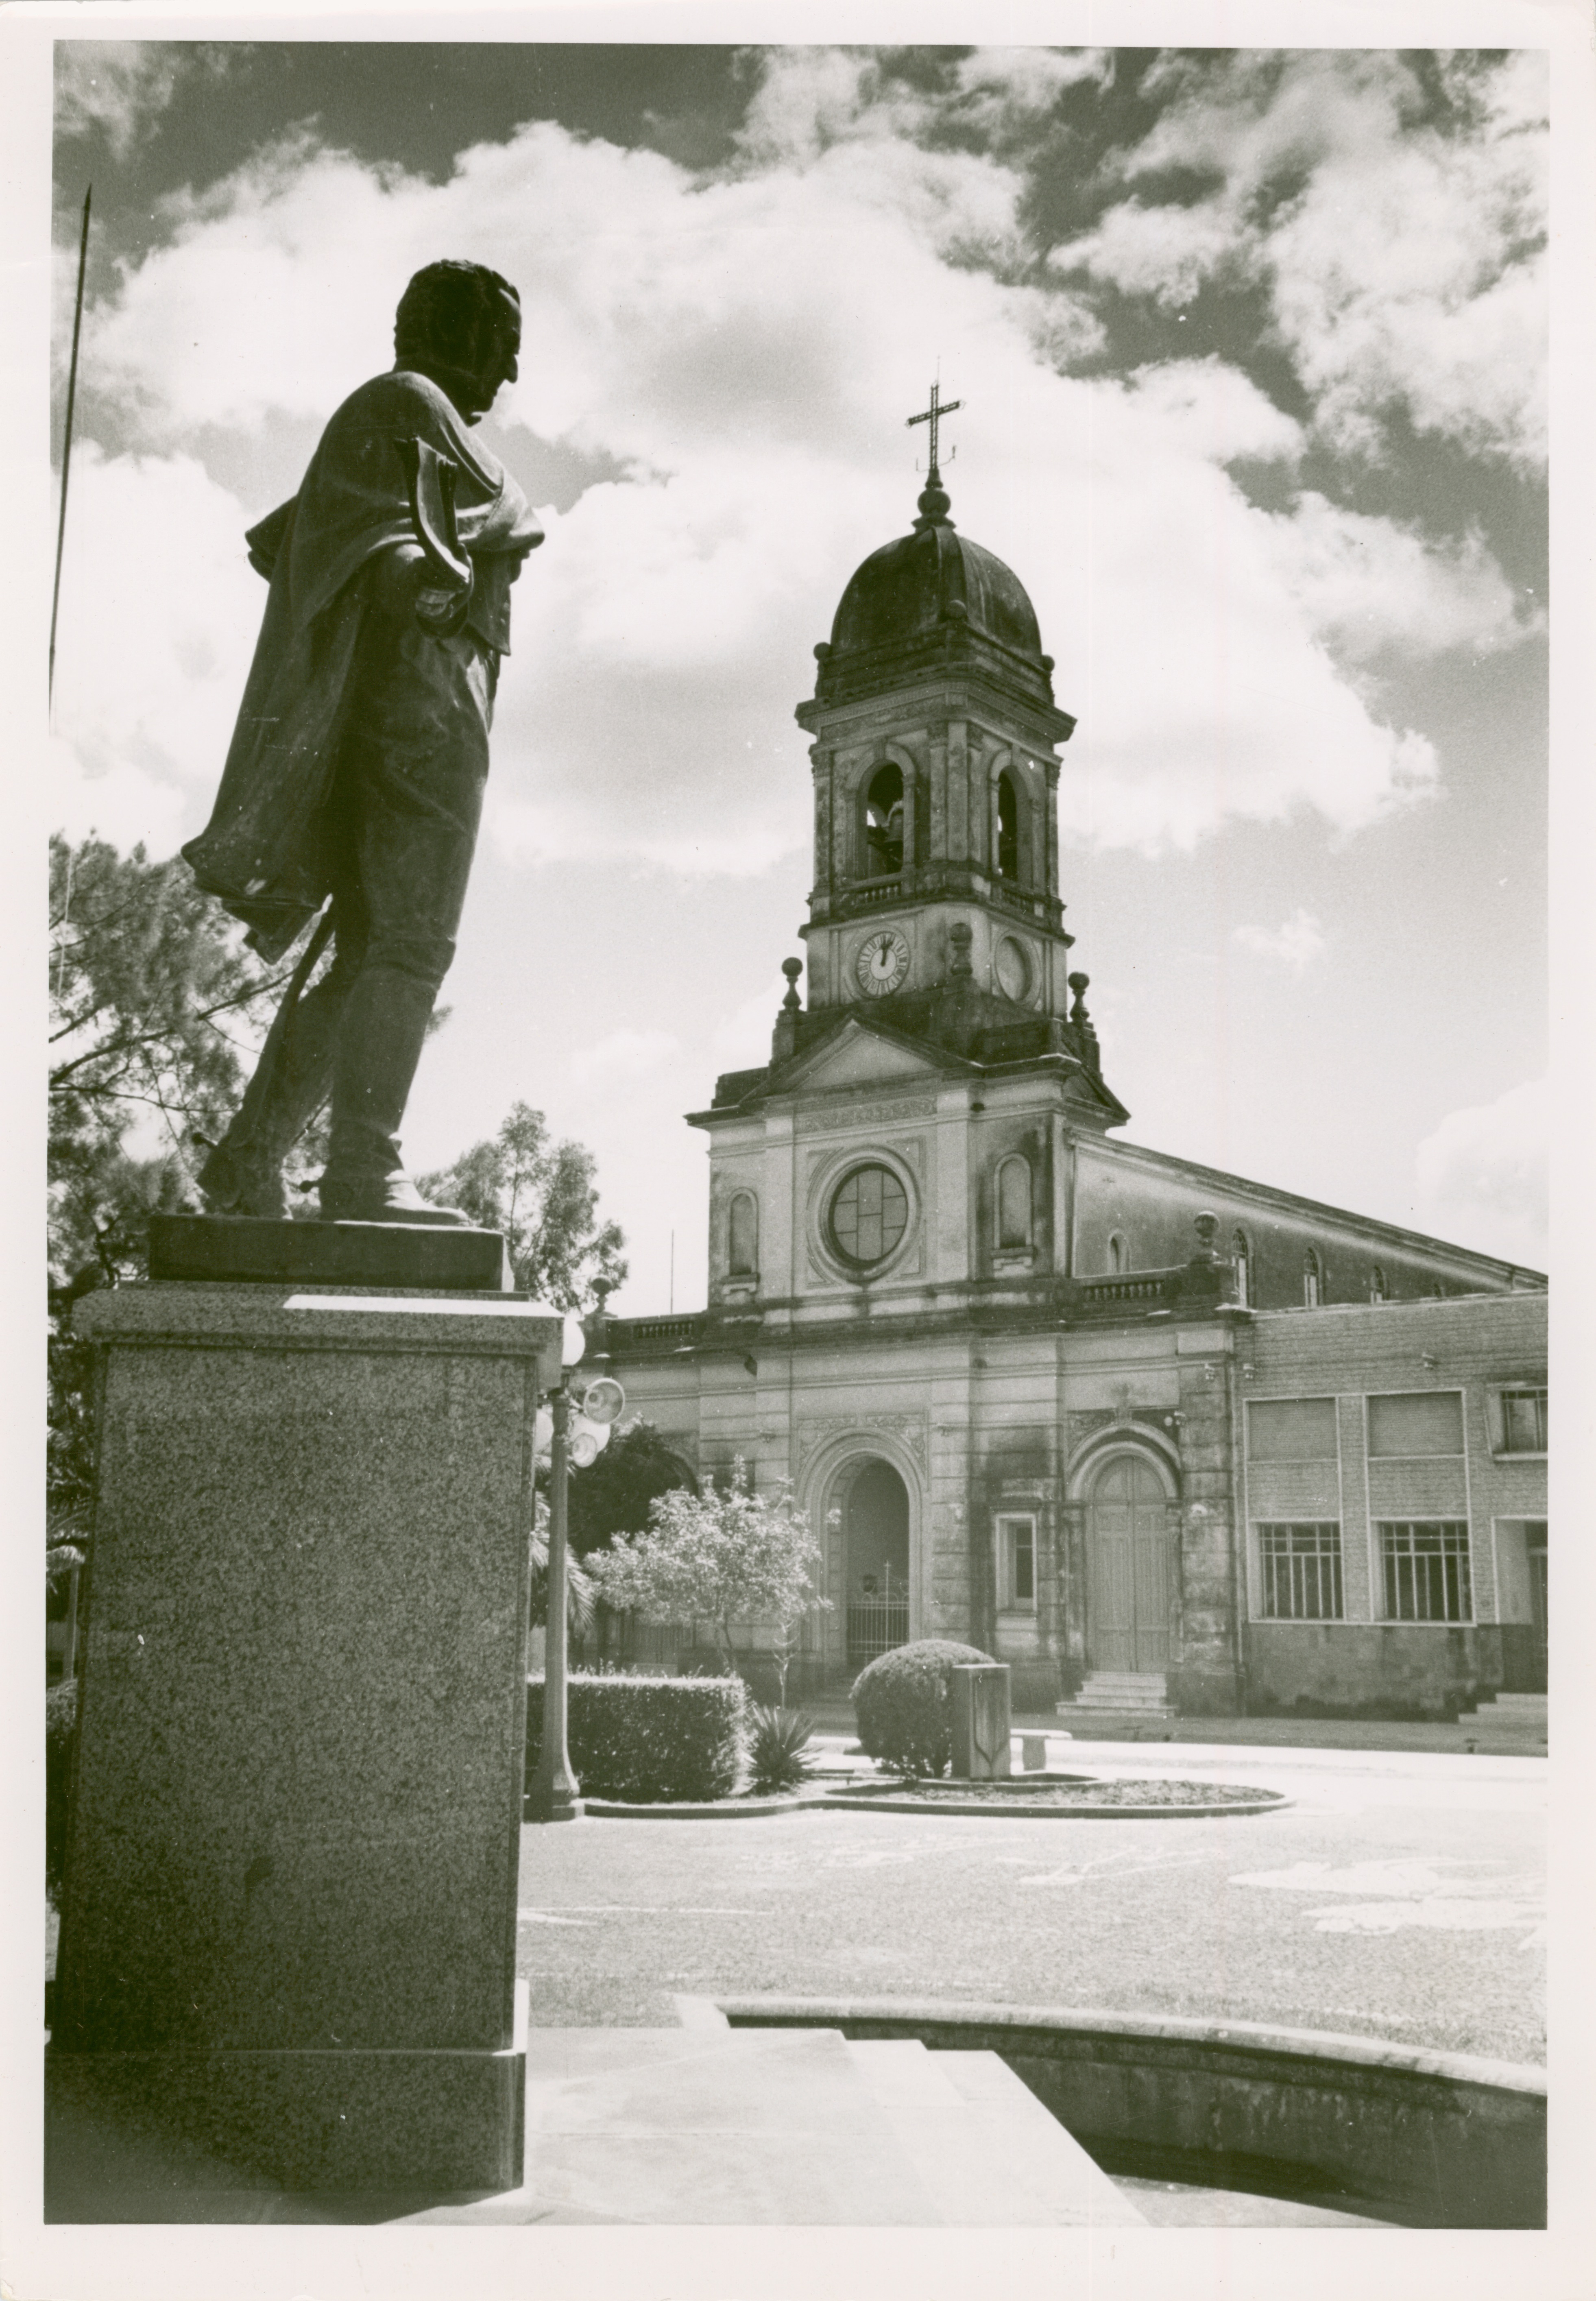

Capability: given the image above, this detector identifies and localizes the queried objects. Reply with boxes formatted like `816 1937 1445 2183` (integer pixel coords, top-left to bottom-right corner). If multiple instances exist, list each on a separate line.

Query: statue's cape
182 369 542 961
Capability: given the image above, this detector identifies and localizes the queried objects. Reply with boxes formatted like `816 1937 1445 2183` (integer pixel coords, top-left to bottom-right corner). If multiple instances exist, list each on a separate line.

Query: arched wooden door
1087 1455 1173 1672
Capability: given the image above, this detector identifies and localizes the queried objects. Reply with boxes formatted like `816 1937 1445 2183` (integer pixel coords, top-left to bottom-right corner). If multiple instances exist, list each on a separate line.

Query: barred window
1258 1524 1343 1620
1499 1388 1547 1453
1380 1522 1472 1622
830 1164 908 1267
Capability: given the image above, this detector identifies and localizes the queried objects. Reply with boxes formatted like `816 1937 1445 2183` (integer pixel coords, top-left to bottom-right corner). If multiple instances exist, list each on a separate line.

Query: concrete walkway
515 1741 1545 2064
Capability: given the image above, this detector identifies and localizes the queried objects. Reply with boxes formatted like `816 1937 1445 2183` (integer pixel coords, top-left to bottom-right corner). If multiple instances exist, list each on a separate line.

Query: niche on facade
725 1190 759 1299
993 1152 1036 1271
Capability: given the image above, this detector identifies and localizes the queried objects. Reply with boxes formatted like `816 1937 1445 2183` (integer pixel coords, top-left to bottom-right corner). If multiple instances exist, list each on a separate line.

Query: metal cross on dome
907 379 963 476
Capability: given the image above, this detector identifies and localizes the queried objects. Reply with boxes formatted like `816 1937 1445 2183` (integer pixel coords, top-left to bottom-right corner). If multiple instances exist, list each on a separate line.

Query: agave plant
748 1703 818 1795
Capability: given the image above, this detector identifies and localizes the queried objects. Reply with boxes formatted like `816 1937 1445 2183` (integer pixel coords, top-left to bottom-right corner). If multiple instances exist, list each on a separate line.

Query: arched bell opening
996 768 1020 881
862 762 905 878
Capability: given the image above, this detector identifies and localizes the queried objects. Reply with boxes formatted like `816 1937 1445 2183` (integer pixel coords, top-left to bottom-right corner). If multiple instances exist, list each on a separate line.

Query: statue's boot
318 964 471 1227
196 966 347 1218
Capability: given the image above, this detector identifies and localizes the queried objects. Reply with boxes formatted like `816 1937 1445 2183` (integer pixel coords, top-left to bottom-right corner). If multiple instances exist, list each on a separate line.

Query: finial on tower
907 379 962 530
772 956 804 1062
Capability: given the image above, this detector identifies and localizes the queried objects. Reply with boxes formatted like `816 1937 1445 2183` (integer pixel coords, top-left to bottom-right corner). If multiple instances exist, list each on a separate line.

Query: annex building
597 443 1547 1721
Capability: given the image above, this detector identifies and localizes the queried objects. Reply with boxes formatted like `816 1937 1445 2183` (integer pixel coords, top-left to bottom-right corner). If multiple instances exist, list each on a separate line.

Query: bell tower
795 388 1085 1032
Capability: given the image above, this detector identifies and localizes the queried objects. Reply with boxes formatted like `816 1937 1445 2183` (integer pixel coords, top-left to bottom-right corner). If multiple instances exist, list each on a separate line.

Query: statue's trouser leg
199 947 356 1215
320 620 495 1197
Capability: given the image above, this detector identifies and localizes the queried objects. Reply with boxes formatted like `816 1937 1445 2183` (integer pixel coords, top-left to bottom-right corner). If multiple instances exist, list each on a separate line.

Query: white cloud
1265 493 1537 665
1414 1077 1547 1268
71 65 1537 877
1049 195 1238 311
48 445 263 855
1233 909 1327 973
1053 50 1547 468
569 1029 681 1089
48 741 189 857
55 43 183 158
949 47 1115 140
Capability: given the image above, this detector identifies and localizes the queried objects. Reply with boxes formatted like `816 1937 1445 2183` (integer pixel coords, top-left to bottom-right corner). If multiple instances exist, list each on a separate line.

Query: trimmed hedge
852 1639 995 1778
46 1677 79 1911
526 1671 748 1803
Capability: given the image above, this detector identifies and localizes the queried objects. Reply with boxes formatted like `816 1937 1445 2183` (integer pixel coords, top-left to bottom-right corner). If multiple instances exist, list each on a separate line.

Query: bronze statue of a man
183 260 543 1225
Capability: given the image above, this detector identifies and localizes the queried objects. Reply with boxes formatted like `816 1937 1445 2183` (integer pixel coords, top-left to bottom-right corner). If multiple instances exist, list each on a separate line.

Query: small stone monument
950 1662 1012 1780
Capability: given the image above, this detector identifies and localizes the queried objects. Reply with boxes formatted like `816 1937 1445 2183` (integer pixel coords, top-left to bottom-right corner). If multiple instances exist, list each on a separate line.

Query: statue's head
394 260 521 422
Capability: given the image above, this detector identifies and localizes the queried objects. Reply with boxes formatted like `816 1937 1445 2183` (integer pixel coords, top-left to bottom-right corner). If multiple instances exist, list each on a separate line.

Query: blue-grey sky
48 39 1549 1305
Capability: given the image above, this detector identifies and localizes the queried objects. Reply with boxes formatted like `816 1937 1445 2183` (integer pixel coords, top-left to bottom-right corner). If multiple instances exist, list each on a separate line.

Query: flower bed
836 1776 1282 1808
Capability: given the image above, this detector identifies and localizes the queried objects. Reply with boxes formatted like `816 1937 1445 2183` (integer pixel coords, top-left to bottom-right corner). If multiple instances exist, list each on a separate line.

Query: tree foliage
566 1420 693 1561
418 1100 626 1308
47 834 299 1588
49 833 294 1281
584 1461 830 1671
528 1491 597 1634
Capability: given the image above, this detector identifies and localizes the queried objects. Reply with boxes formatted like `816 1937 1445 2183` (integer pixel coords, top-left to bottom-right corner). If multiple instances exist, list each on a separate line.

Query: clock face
994 935 1032 1002
856 929 911 997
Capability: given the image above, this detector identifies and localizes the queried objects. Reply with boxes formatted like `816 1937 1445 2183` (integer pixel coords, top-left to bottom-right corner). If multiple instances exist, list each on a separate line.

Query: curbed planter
713 1997 1546 2229
576 1795 806 1821
819 1780 1291 1820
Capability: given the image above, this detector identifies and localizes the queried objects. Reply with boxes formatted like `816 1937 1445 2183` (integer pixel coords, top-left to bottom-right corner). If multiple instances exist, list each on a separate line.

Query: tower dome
812 473 1060 714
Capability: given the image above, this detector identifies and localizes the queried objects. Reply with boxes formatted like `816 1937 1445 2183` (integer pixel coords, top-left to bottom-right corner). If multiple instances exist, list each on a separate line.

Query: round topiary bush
852 1639 994 1778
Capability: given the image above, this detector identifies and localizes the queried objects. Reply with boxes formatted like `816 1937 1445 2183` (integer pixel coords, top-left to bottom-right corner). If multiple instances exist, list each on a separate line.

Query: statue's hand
372 542 472 636
414 580 472 639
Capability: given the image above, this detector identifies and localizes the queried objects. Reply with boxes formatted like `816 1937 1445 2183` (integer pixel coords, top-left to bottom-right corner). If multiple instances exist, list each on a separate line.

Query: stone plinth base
148 1211 512 1290
55 1281 560 2197
48 1982 528 2196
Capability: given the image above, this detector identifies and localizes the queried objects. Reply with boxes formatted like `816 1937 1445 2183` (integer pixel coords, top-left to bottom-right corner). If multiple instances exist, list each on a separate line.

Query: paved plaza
515 1741 1546 2065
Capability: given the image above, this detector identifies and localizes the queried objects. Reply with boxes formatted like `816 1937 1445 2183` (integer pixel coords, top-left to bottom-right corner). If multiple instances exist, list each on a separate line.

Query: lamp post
526 1378 581 1823
525 1318 626 1826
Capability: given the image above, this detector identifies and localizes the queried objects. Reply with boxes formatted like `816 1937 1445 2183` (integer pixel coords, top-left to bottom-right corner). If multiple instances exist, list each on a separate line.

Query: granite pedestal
51 1254 561 2197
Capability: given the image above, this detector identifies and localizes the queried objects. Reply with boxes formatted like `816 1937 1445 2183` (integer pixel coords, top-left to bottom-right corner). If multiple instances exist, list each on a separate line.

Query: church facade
597 456 1547 1721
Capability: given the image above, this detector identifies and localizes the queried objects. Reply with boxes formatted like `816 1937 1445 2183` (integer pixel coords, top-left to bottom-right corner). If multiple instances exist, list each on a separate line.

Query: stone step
499 2026 1147 2226
1060 1671 1175 1718
848 2040 1145 2227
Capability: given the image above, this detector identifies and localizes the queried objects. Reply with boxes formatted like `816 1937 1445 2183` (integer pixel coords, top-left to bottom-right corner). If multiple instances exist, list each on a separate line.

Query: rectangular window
996 1515 1037 1610
1367 1390 1464 1457
1498 1388 1547 1453
1257 1524 1344 1620
1380 1522 1472 1621
1247 1398 1339 1461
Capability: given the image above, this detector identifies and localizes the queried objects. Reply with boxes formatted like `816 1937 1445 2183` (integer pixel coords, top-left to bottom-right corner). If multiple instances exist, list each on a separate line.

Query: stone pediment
775 1016 963 1095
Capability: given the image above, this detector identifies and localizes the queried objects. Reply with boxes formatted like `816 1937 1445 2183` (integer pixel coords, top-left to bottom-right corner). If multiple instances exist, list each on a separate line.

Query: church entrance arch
1086 1453 1174 1673
842 1458 910 1667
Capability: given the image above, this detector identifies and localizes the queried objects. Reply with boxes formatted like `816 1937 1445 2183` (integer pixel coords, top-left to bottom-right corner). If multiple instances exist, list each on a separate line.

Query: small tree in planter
584 1460 830 1684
